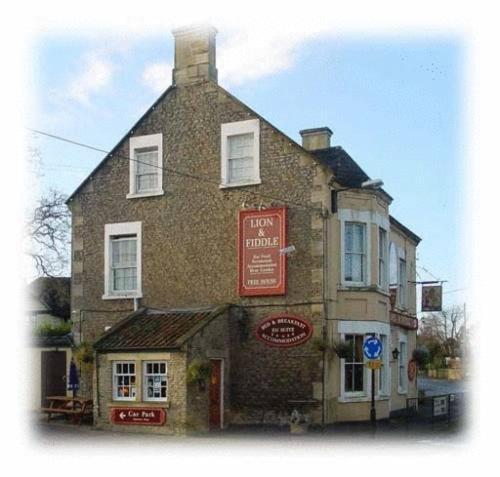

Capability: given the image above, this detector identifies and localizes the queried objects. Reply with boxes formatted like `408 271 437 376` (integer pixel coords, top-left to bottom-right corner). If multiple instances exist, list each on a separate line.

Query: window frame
338 321 391 402
127 133 164 199
343 221 367 286
142 361 168 402
398 258 407 309
378 227 388 290
112 361 137 401
103 222 142 300
342 333 366 397
398 334 408 394
220 119 261 188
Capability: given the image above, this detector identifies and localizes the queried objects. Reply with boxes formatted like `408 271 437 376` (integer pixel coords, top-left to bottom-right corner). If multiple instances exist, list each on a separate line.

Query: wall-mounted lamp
331 178 384 214
392 347 400 360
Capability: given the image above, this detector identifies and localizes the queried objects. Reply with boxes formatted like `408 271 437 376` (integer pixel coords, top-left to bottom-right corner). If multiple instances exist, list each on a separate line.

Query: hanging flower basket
187 359 211 392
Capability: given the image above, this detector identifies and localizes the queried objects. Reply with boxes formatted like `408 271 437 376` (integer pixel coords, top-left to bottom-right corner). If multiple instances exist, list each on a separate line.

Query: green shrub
35 321 71 337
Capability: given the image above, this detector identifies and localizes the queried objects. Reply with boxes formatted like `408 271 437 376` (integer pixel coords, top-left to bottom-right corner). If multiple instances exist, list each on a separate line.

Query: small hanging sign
422 285 443 312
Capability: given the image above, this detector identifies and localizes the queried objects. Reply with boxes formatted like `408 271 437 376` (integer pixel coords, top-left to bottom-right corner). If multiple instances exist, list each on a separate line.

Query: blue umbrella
68 358 79 398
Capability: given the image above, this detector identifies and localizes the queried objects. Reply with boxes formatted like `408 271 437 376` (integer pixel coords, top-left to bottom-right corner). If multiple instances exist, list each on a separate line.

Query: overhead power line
28 128 321 212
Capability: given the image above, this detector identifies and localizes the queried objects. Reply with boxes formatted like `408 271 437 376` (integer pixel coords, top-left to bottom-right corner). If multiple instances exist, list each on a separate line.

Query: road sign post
363 334 383 426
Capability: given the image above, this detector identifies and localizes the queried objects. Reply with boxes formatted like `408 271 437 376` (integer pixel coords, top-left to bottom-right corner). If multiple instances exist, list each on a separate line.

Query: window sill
338 395 390 403
109 400 170 408
102 293 143 301
398 389 408 395
126 190 164 199
219 179 262 189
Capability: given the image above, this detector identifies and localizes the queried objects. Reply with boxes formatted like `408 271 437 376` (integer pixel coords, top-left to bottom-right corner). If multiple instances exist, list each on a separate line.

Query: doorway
41 351 67 407
208 359 224 430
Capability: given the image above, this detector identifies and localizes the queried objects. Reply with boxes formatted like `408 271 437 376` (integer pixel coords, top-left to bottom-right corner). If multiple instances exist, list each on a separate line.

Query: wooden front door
208 359 223 430
41 351 67 407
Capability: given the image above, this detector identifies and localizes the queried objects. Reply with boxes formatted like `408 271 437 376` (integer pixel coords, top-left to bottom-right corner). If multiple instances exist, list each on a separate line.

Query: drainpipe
321 206 330 429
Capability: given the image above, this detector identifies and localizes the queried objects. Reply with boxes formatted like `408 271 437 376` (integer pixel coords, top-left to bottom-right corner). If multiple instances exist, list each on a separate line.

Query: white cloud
67 53 114 105
217 25 333 87
142 62 172 93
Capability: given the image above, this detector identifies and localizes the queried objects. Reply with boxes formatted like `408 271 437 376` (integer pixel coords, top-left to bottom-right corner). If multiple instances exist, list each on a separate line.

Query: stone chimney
299 127 333 151
172 25 218 86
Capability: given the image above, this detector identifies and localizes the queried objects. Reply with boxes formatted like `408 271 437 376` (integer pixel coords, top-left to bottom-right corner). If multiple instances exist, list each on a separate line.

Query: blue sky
30 31 464 310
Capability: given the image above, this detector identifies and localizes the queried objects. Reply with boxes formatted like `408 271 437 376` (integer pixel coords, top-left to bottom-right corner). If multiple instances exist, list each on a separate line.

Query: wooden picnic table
41 396 93 425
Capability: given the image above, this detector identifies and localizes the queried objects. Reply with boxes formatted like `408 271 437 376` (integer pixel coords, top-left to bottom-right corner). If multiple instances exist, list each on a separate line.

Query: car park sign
363 336 383 360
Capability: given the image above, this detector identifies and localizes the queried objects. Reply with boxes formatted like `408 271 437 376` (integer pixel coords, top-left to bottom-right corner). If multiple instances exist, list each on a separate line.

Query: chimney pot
299 127 333 151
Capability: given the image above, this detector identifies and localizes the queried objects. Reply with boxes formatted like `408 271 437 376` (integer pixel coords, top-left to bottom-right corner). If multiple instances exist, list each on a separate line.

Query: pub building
67 25 421 434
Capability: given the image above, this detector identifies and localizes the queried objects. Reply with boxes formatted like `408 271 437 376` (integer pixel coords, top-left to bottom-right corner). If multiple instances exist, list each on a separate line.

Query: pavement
30 377 469 448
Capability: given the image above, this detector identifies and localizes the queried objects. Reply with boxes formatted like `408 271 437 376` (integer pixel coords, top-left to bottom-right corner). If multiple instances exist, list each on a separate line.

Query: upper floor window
344 222 366 284
103 222 142 300
128 133 163 198
220 119 260 188
378 228 388 289
398 258 407 308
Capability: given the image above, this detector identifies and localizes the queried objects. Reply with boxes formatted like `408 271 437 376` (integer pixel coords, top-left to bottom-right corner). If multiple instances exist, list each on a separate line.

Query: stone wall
94 351 187 434
68 79 330 408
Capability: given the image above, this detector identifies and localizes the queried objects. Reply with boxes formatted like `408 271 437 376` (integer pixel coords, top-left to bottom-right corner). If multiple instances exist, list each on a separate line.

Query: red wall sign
255 314 313 348
238 207 287 296
110 407 166 426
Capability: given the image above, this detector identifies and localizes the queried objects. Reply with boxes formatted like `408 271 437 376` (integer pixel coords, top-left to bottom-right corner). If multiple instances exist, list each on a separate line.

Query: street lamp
331 178 384 213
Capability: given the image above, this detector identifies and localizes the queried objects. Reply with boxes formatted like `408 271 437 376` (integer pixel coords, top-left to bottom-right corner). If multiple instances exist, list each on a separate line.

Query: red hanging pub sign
238 207 287 296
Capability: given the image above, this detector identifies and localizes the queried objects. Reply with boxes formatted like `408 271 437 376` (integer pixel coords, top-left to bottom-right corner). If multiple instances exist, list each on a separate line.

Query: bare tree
419 306 465 358
27 189 71 277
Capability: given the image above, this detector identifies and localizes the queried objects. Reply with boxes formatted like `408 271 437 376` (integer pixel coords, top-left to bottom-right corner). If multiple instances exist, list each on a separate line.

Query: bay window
378 228 388 289
398 336 408 393
344 222 366 284
339 321 390 401
398 258 407 308
344 334 365 393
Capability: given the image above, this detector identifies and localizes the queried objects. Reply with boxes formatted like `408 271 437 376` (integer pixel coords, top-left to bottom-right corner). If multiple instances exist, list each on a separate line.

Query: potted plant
187 359 211 392
332 340 352 359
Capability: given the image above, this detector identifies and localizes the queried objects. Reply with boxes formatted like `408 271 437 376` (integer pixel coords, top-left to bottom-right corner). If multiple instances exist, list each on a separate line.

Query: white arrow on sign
119 411 126 419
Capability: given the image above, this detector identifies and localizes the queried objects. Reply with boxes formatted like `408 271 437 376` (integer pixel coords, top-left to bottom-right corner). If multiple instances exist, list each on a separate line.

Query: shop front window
113 361 136 400
143 361 168 401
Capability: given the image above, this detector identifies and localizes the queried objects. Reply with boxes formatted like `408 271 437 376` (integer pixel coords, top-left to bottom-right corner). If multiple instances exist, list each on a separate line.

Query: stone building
67 25 421 434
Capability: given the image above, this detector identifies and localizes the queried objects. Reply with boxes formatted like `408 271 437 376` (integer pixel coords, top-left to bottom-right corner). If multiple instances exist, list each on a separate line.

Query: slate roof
94 305 229 352
312 146 373 188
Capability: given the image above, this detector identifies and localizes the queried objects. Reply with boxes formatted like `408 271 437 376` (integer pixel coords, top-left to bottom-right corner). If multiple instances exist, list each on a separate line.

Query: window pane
228 133 254 182
354 335 364 362
136 149 159 192
353 364 364 391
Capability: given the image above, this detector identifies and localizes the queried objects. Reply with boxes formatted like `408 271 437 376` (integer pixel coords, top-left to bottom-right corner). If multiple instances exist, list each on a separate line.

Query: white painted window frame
378 227 389 291
338 320 390 402
127 133 164 199
398 256 407 309
103 222 142 300
112 361 137 401
142 361 168 402
220 119 261 188
398 333 408 394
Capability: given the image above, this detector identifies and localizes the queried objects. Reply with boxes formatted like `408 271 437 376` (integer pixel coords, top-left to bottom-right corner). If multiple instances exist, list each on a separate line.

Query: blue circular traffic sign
363 336 383 360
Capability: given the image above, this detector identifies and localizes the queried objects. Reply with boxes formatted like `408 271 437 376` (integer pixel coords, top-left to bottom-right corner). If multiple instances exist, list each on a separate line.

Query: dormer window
127 133 164 198
220 119 261 188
